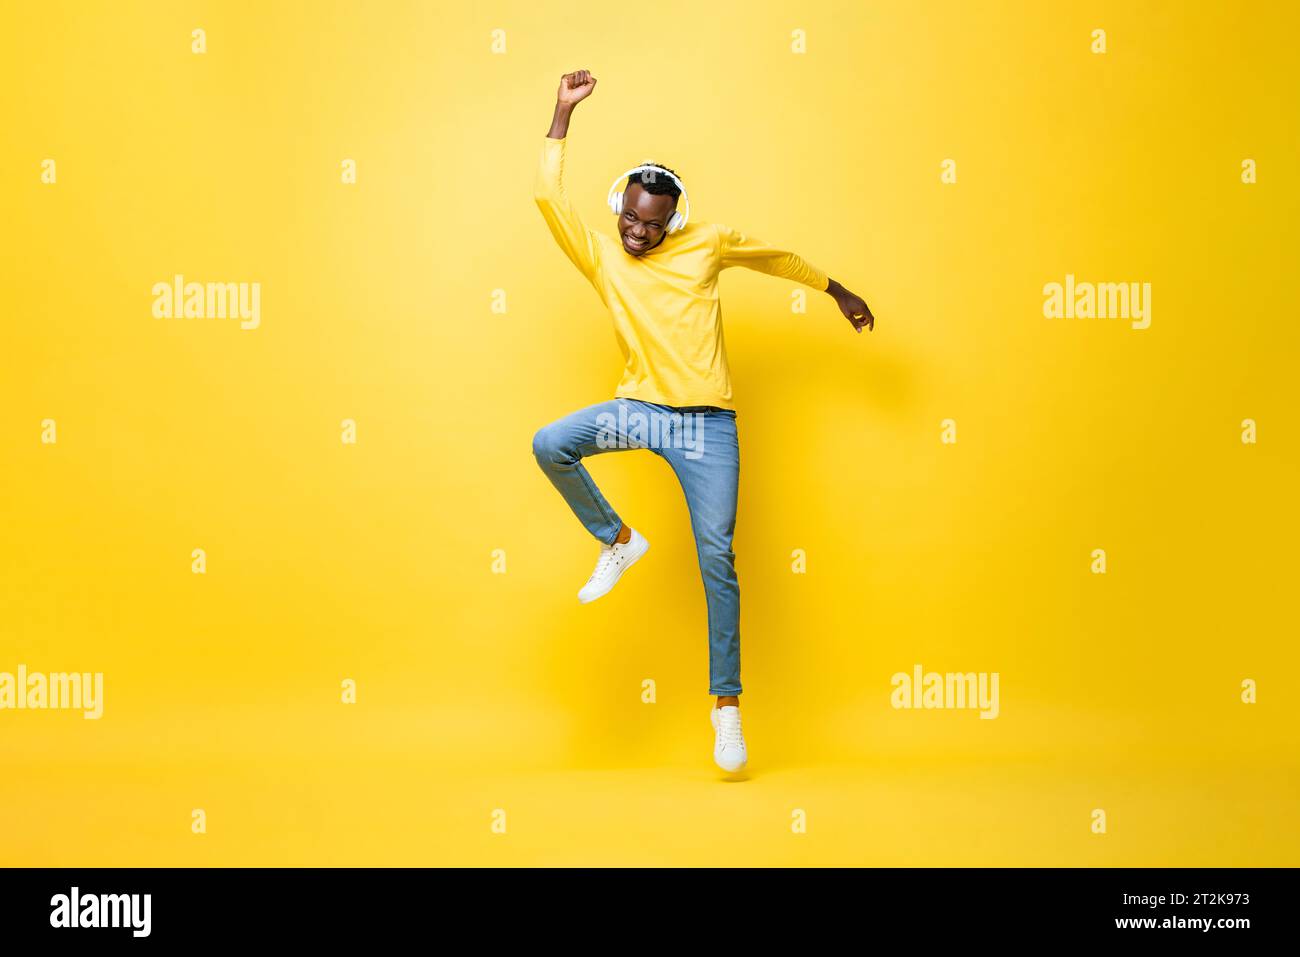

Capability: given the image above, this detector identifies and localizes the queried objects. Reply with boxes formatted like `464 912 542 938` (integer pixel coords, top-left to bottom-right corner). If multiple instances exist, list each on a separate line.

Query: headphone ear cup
610 191 623 215
669 211 684 233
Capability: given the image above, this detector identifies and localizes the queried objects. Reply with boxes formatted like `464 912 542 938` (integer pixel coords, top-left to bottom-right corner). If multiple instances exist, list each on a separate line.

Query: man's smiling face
617 182 678 257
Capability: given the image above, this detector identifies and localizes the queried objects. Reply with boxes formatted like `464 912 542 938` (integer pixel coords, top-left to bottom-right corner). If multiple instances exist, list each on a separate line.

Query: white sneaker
711 705 747 772
577 528 649 604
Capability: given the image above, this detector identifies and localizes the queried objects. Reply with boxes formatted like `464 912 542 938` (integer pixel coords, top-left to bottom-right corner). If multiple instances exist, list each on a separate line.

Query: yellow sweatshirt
534 135 829 410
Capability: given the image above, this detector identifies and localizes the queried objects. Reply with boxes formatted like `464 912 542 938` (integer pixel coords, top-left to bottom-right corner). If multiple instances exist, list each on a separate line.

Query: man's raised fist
557 69 596 105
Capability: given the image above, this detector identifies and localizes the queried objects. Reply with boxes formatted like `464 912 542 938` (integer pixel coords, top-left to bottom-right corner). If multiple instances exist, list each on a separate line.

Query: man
532 69 874 773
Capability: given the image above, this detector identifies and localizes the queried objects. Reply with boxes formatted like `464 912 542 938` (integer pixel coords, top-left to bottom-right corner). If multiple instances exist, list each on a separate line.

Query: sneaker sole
577 537 649 604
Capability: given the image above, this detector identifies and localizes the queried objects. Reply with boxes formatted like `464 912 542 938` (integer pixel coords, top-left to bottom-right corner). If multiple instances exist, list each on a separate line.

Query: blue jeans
532 399 742 696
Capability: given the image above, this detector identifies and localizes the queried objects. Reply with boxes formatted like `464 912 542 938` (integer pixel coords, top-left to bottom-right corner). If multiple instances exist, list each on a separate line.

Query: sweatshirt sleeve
716 223 829 291
534 136 602 281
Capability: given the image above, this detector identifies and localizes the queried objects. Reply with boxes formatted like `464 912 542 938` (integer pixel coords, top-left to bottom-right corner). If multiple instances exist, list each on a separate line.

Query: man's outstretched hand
557 69 596 106
826 278 875 333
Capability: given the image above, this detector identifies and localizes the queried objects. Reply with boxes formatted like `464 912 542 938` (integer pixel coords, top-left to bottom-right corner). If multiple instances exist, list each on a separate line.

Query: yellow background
2 0 1297 865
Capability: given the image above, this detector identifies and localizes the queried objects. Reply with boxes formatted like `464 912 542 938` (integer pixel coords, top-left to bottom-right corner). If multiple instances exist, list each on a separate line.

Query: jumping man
532 69 875 772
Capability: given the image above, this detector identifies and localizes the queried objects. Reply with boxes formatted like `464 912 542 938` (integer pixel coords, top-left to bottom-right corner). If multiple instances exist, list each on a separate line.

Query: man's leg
659 407 746 771
533 400 655 603
659 409 742 699
532 400 639 546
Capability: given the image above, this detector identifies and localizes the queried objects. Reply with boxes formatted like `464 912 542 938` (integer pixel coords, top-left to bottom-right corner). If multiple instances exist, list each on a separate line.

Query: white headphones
607 163 691 233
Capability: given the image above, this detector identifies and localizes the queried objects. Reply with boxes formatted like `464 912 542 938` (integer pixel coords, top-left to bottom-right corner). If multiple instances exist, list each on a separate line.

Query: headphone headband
606 163 691 233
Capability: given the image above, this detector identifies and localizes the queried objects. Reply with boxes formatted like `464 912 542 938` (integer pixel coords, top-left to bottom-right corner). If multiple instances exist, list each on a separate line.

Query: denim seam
566 452 622 544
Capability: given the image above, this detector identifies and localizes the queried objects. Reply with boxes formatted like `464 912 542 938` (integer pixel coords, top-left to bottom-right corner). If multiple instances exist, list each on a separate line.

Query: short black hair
626 163 681 203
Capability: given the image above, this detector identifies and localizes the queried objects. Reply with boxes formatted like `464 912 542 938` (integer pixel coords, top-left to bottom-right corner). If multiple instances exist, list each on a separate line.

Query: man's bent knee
532 423 575 467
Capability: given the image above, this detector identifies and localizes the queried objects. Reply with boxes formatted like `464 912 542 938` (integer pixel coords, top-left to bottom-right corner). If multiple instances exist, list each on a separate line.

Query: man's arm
717 224 875 333
534 70 601 281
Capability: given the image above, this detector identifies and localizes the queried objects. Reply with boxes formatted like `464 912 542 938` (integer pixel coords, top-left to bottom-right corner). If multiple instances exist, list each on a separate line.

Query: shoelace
587 546 617 583
717 712 744 748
